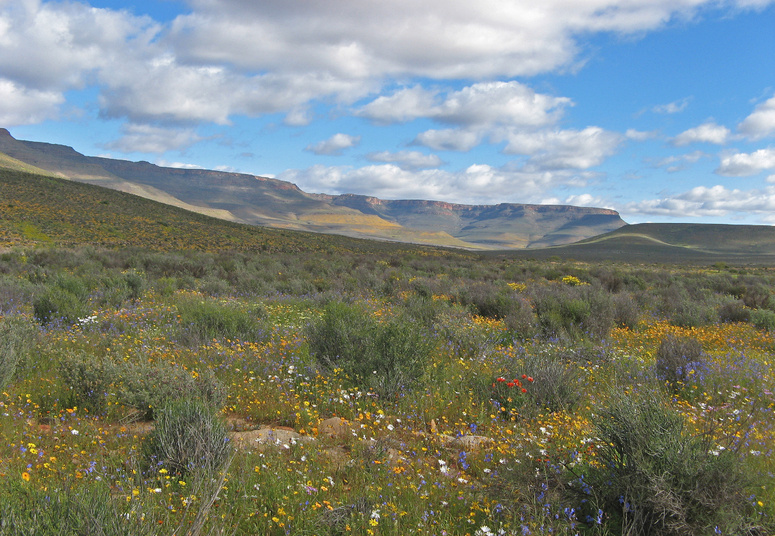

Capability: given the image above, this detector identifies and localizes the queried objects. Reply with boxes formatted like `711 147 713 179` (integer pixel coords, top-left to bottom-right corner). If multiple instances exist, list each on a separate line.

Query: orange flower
21 472 30 482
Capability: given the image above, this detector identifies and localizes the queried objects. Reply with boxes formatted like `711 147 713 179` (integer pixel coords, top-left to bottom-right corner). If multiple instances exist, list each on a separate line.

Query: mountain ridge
0 128 626 249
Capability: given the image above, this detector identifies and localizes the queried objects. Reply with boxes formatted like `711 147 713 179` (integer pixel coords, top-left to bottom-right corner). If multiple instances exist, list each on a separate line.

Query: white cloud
366 150 443 170
357 81 571 128
563 193 615 209
626 184 775 218
652 97 691 114
0 78 63 125
738 94 775 140
716 148 775 176
625 128 658 141
653 150 708 172
413 129 482 152
501 127 623 170
671 122 731 146
104 124 203 154
279 162 593 204
305 133 361 156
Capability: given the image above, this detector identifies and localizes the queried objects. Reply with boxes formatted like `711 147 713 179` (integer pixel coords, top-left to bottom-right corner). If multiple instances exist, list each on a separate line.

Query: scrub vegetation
0 241 774 536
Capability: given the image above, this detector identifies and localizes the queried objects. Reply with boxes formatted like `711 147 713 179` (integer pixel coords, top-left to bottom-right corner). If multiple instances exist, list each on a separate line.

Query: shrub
307 302 432 399
751 309 775 331
580 390 754 536
521 348 581 413
0 314 38 390
174 295 267 346
58 351 113 415
655 334 704 387
113 361 226 420
718 300 751 323
143 398 231 475
32 286 88 325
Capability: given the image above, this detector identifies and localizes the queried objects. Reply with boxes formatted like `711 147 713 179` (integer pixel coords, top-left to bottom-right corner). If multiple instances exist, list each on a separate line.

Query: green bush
521 348 581 413
32 286 88 325
581 390 754 536
175 295 267 346
655 334 704 387
307 302 433 399
113 361 226 420
751 308 775 331
143 398 231 475
58 351 113 414
0 314 38 390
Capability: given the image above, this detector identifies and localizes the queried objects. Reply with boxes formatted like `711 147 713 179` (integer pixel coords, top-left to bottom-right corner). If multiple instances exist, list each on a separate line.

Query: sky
1 0 774 225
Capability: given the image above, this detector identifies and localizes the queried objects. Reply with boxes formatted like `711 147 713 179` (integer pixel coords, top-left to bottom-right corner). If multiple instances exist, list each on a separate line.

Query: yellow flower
21 472 30 482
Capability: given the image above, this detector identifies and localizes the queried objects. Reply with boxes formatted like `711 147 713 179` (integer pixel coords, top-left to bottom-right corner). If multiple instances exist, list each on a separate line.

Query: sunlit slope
0 168 474 258
0 129 627 249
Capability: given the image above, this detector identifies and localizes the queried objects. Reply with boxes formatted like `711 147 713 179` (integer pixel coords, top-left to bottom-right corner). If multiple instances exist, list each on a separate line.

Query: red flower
507 382 515 387
521 388 527 393
527 377 534 382
522 374 527 379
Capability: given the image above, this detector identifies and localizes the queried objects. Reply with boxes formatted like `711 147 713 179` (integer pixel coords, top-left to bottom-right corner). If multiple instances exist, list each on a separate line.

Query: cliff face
0 129 627 249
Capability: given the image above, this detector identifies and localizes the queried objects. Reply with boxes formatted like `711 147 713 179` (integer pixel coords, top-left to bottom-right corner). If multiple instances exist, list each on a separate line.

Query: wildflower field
0 244 774 536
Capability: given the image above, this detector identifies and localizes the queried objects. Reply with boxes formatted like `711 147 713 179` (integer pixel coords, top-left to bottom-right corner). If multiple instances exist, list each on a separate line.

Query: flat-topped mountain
0 128 626 249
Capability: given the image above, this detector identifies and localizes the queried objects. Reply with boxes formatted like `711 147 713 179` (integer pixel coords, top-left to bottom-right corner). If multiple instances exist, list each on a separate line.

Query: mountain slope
0 128 626 249
495 223 775 264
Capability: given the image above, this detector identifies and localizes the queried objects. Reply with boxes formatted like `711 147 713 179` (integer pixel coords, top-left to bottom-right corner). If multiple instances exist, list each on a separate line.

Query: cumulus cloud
716 148 775 176
413 129 483 152
501 127 623 170
2 0 770 129
279 162 593 204
738 94 775 140
358 82 571 128
305 133 361 156
671 122 731 146
0 78 63 125
104 124 203 154
626 184 775 218
366 150 444 170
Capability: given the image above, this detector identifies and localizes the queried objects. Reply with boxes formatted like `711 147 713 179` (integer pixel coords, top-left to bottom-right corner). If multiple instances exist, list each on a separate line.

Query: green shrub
58 351 113 414
655 334 704 387
307 302 433 399
143 398 231 475
581 390 754 536
718 300 751 323
0 314 38 390
175 295 267 346
751 308 775 331
521 348 581 413
32 286 88 325
113 361 226 420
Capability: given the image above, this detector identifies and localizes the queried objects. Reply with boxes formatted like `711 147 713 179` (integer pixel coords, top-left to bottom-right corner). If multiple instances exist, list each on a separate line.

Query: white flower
71 429 79 435
387 424 394 431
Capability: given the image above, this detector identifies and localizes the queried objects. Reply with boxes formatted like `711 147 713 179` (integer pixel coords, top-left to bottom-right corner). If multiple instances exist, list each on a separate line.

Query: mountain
0 128 626 249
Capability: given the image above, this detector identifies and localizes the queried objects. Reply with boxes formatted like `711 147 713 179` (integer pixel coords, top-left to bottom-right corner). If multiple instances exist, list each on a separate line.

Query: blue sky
2 0 774 224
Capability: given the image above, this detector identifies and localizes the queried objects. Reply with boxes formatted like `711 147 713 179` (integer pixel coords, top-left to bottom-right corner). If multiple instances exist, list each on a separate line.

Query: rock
450 435 494 450
318 417 355 440
230 426 314 451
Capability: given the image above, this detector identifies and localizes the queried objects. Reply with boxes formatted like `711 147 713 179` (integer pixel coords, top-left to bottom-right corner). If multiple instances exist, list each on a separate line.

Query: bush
307 302 433 399
0 314 37 390
580 390 754 536
32 286 88 325
521 348 581 413
718 300 751 323
175 295 267 346
655 334 704 387
58 351 113 415
113 361 226 420
143 398 231 475
751 309 775 331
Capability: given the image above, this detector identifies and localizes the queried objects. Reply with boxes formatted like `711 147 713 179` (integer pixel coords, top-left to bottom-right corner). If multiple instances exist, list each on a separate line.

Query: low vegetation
0 241 773 536
0 169 774 535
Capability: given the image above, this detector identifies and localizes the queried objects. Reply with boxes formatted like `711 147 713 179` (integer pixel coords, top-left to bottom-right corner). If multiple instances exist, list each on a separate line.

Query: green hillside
0 167 471 259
